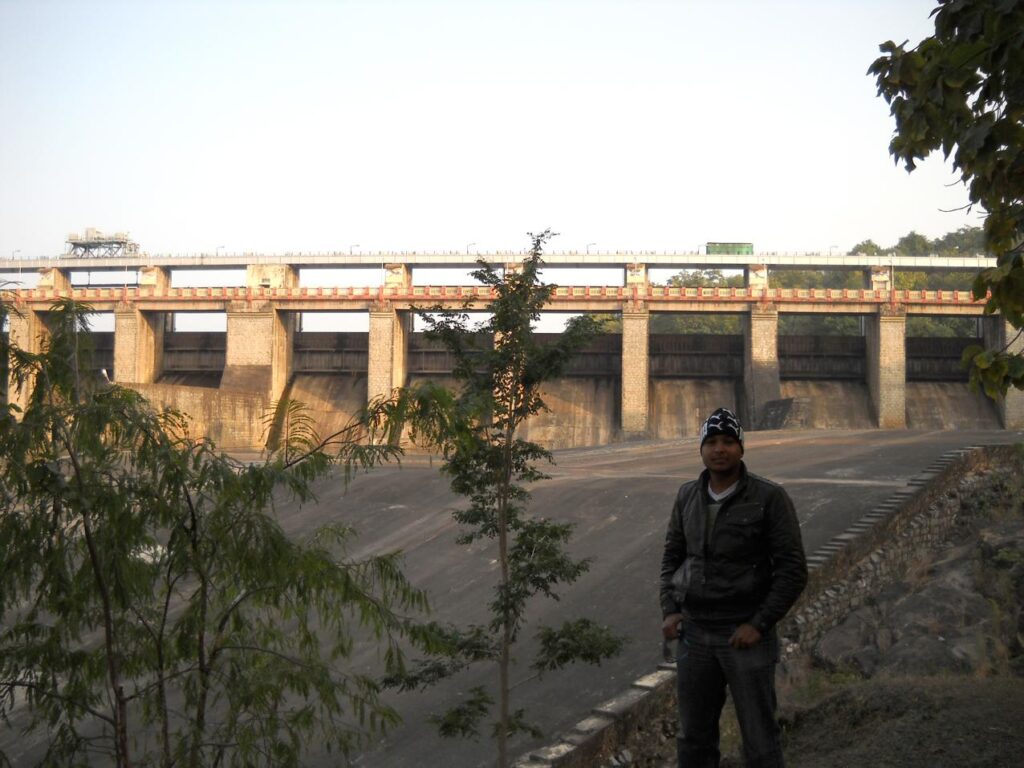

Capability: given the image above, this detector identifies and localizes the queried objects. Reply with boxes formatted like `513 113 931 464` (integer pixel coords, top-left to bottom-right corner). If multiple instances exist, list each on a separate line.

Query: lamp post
216 245 225 257
349 244 360 256
586 242 596 255
467 242 476 255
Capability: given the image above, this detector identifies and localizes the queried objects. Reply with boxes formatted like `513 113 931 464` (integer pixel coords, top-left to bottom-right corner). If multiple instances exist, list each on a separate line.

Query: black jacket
659 462 807 633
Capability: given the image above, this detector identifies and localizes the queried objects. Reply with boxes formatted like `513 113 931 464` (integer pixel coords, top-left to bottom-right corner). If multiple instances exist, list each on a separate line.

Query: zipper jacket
659 461 807 633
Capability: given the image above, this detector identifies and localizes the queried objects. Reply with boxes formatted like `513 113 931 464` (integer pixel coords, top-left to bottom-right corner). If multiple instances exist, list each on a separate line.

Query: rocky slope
645 456 1024 768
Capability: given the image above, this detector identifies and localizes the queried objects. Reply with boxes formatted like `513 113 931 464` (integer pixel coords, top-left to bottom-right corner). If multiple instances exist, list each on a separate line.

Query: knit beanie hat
699 407 744 451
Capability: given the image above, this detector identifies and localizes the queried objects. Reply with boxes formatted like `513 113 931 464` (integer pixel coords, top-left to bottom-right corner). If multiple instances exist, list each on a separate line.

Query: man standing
660 408 807 768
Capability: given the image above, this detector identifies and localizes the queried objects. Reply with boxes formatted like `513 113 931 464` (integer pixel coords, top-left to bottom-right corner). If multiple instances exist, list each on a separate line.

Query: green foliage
870 0 1024 396
388 231 624 766
769 269 863 290
907 315 979 338
894 231 932 256
429 687 493 740
651 314 742 334
531 619 626 674
894 270 975 291
666 269 745 289
0 300 435 767
779 315 862 336
849 239 883 256
648 269 744 334
934 225 987 256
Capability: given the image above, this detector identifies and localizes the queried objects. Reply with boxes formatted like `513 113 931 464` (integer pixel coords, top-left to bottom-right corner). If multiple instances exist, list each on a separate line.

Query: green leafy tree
906 315 979 337
779 314 862 336
389 232 624 767
934 224 987 255
870 0 1024 396
849 239 883 256
0 299 437 767
666 268 745 289
895 231 933 256
768 270 862 335
894 269 975 291
769 269 863 290
650 269 744 334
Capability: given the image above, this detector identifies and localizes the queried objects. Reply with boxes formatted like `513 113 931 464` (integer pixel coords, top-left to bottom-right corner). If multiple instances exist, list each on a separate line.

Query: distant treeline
597 227 984 337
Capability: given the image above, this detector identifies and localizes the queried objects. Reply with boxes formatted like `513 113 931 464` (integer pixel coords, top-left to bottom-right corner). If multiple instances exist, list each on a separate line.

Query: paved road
2 429 1020 766
298 428 1020 767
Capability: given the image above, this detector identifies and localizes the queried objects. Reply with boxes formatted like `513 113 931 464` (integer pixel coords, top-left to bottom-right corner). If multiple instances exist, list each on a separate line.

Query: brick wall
866 306 906 428
621 311 649 436
743 306 781 426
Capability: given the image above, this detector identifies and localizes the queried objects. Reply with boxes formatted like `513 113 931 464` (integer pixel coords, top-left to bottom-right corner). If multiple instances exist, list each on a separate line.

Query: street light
11 249 20 259
216 245 225 257
349 244 360 255
586 243 596 254
467 242 476 255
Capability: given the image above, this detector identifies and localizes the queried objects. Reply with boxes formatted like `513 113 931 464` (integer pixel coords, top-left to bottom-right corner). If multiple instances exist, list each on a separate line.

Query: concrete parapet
620 311 649 437
512 668 676 768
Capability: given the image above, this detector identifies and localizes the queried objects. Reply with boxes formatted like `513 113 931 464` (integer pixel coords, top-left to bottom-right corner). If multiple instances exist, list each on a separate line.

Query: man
660 408 807 768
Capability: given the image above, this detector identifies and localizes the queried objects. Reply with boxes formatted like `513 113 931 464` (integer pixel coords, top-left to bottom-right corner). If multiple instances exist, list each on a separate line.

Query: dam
2 248 1021 448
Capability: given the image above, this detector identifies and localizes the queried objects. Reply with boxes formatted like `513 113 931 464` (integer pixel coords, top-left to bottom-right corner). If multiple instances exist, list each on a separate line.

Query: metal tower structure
66 228 139 258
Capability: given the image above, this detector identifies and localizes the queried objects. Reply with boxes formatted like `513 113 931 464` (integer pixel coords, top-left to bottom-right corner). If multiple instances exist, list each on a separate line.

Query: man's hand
729 623 762 649
662 613 684 640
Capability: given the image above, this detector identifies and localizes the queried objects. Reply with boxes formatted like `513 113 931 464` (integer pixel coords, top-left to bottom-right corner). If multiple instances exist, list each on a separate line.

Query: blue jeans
675 618 784 768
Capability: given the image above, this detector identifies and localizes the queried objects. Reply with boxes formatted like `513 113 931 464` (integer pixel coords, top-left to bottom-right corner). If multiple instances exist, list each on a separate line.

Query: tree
388 232 623 767
894 230 932 256
0 299 437 767
651 269 744 334
870 0 1024 396
934 224 987 255
849 239 883 256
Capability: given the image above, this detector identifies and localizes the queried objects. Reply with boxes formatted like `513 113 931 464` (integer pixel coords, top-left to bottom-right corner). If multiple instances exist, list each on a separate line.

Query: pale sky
1 0 977 260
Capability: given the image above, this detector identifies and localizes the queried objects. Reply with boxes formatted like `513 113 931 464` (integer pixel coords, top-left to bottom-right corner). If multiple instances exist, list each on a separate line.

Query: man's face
700 434 743 474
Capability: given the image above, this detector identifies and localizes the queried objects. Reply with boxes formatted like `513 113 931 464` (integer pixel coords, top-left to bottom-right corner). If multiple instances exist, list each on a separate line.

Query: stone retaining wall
513 443 1020 768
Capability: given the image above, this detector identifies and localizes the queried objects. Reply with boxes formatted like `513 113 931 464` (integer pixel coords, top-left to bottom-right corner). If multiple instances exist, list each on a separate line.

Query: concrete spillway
905 381 1000 430
286 373 369 438
137 370 1002 450
649 379 741 440
779 381 875 430
519 378 621 449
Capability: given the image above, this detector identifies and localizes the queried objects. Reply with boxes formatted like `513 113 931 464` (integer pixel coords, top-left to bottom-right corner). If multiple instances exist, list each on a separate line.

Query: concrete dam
1 326 1006 449
2 249 1021 447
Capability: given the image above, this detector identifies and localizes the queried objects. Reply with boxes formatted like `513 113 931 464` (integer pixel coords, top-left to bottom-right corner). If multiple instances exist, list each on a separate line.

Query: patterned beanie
699 407 744 450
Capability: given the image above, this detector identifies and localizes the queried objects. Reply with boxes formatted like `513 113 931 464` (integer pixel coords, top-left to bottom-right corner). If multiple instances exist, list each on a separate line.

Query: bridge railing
0 285 990 307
